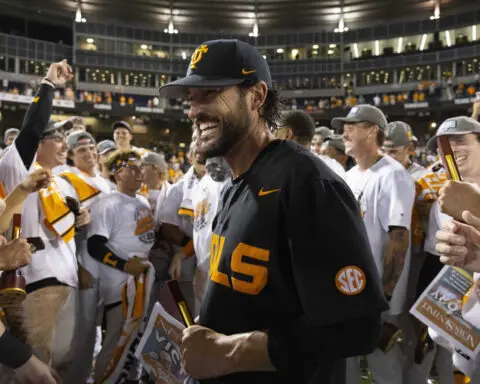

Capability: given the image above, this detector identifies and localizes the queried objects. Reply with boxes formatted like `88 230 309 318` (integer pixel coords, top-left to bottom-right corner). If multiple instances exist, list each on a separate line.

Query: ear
250 81 268 112
285 128 294 140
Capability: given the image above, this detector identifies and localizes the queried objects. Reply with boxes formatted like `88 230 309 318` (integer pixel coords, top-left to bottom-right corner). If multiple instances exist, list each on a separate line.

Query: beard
195 96 250 159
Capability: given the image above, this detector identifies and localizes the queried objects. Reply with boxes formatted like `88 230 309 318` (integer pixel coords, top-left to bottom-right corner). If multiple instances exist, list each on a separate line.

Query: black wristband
101 251 127 272
180 235 191 247
0 330 32 369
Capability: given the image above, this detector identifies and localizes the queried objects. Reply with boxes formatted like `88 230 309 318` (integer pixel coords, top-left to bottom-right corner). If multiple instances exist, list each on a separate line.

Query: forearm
87 235 126 272
382 227 410 296
15 83 55 168
0 185 29 233
0 320 32 368
224 315 381 378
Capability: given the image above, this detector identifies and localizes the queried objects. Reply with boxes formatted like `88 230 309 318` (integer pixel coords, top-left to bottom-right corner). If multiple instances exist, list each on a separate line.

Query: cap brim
99 148 117 156
159 75 246 98
426 131 474 152
331 116 364 131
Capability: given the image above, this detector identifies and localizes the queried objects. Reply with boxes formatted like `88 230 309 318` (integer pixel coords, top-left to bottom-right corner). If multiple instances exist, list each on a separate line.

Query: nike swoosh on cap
241 68 257 75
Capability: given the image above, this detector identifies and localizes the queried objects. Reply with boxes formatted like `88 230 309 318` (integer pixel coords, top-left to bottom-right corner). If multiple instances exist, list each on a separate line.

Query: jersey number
210 234 270 295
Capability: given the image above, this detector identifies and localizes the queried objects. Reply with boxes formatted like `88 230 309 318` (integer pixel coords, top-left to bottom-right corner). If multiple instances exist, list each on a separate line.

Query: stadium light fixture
420 34 427 51
75 5 82 23
181 51 187 60
334 17 349 33
164 20 178 34
429 2 440 20
248 21 259 37
445 31 452 47
430 122 437 128
397 37 403 53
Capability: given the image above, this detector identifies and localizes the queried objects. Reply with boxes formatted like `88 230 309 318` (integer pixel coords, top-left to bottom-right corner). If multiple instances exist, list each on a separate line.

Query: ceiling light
353 43 359 58
86 38 94 44
375 40 380 56
181 51 187 60
397 37 403 54
164 20 178 34
329 44 336 48
446 31 452 47
312 44 319 49
327 49 334 55
276 48 284 54
81 17 86 22
140 44 148 50
420 34 427 51
75 7 82 22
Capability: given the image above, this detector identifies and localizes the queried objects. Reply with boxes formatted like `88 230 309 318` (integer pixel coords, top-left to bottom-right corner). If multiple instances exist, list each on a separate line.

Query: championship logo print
194 187 210 232
335 266 366 296
189 44 208 69
134 206 155 244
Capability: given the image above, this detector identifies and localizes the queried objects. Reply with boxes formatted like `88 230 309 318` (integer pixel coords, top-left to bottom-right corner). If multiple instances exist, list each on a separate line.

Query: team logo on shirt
194 187 211 232
134 207 155 244
335 266 366 296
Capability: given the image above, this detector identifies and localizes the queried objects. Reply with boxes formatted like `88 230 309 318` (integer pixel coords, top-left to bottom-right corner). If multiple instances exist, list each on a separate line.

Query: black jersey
199 140 387 384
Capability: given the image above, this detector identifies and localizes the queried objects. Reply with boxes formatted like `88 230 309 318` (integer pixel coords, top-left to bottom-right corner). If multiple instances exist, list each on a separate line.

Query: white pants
346 345 404 384
404 345 454 384
62 279 103 384
93 304 141 383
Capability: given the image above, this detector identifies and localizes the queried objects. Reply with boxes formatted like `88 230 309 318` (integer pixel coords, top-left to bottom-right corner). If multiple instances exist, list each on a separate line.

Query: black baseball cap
159 39 273 98
112 121 132 133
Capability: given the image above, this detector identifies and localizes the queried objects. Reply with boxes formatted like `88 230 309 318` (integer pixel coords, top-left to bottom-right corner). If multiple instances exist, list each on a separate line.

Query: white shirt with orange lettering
87 191 155 305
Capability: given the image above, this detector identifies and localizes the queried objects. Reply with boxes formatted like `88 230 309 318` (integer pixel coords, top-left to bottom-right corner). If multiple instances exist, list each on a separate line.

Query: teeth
199 122 217 131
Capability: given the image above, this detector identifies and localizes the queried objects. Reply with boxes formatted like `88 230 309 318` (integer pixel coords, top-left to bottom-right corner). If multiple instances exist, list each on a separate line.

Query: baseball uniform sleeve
158 181 184 227
378 169 415 231
87 199 115 239
267 176 387 376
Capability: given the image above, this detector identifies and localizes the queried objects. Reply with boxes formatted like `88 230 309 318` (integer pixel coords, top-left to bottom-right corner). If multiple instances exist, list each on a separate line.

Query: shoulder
377 156 414 183
136 194 150 207
92 192 122 210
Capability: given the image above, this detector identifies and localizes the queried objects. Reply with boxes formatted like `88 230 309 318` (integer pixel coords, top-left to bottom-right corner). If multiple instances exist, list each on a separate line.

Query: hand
0 235 8 246
78 265 94 290
168 251 186 280
436 211 480 271
74 208 90 228
20 169 51 193
0 239 31 271
181 325 233 378
45 59 73 88
438 181 480 221
124 257 149 276
14 355 61 384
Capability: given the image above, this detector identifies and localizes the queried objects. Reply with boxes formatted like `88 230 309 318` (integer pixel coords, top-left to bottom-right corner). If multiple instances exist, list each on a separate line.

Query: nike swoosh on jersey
241 68 257 75
258 187 281 196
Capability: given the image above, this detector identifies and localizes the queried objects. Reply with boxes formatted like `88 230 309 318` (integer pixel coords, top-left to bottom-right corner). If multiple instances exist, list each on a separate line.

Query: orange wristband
181 239 195 257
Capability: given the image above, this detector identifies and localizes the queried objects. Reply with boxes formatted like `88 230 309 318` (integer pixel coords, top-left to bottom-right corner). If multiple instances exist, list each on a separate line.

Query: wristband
41 78 55 88
102 251 127 272
180 235 191 247
0 330 32 369
181 239 195 258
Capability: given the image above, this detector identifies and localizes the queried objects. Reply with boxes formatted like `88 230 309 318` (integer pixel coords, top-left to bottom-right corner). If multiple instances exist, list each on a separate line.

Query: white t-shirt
0 142 29 195
87 192 155 304
20 176 79 288
408 162 428 181
318 154 346 180
345 155 415 315
192 174 227 274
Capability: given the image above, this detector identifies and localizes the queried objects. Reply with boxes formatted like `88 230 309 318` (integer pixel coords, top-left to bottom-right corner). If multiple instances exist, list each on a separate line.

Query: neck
101 169 110 179
35 155 55 171
78 166 96 177
117 143 131 150
147 179 163 190
117 183 136 197
354 147 382 171
402 158 412 170
225 123 274 179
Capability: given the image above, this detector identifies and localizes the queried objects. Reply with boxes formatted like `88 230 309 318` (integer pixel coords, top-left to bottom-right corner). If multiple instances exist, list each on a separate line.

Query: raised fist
45 59 73 88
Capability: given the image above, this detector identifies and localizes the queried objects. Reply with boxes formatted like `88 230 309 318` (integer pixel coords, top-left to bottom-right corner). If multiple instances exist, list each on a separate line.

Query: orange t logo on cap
190 44 209 69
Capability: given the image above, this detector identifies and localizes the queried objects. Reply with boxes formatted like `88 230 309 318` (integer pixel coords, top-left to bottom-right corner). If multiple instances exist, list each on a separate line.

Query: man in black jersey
160 39 388 384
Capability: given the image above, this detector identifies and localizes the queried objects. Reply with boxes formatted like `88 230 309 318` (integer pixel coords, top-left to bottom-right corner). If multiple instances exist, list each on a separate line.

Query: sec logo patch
335 266 366 295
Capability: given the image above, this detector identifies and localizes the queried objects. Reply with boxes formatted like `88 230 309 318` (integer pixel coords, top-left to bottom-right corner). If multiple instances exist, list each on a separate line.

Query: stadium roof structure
0 0 475 33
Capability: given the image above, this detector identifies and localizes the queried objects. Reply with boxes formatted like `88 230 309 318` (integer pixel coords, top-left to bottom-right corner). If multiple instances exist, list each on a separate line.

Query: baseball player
332 105 416 384
112 121 148 156
310 126 333 155
159 39 387 384
96 139 117 191
86 149 155 382
321 134 355 171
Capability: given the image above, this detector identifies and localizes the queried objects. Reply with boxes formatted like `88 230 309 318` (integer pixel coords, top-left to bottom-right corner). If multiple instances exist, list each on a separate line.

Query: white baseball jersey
0 142 30 195
87 192 155 304
192 174 227 274
20 176 79 288
345 155 415 315
408 162 428 181
318 154 346 179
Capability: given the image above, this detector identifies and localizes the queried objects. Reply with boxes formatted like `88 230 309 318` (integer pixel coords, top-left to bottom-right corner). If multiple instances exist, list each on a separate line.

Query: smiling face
115 160 144 192
382 145 410 167
448 134 480 181
38 136 68 168
187 86 252 159
113 127 133 149
342 122 377 158
69 139 98 172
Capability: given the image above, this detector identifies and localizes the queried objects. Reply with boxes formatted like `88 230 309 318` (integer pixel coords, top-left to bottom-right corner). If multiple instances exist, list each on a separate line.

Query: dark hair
105 149 140 183
239 85 283 130
280 110 315 145
376 128 385 147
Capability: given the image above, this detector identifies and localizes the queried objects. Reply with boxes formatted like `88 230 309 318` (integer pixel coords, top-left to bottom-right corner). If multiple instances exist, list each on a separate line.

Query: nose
188 102 200 121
